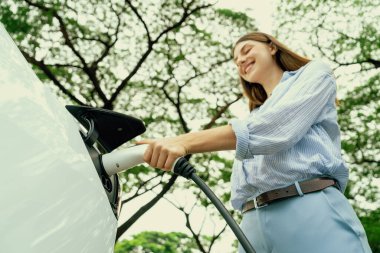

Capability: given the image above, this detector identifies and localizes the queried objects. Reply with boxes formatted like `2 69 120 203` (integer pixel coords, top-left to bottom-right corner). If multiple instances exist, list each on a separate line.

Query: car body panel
0 23 116 252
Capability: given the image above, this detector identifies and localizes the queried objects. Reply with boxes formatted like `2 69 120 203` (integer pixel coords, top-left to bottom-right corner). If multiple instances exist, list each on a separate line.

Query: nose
236 56 246 67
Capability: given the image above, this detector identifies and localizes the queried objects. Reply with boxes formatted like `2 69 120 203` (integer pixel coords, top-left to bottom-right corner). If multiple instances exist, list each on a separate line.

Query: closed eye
244 46 252 54
234 44 254 64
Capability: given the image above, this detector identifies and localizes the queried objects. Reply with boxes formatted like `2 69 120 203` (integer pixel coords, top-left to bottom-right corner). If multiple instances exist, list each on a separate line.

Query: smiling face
233 40 278 84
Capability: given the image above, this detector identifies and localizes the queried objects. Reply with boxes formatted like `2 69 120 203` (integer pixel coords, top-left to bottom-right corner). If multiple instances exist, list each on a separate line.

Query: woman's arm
136 125 236 171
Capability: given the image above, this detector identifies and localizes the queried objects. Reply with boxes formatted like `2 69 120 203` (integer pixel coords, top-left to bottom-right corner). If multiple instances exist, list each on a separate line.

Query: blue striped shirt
229 59 349 211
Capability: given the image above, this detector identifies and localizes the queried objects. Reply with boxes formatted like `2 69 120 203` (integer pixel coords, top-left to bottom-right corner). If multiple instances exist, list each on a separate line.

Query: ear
269 42 277 55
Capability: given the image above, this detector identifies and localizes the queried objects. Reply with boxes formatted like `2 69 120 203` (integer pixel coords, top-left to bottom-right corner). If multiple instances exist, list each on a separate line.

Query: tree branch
180 58 231 88
121 173 164 205
203 94 242 130
207 223 228 253
312 17 380 70
116 174 178 241
21 49 86 105
107 2 213 108
23 0 109 104
152 2 213 44
91 3 123 69
44 63 83 69
164 197 207 253
184 208 207 253
160 56 232 134
164 195 227 253
125 0 152 44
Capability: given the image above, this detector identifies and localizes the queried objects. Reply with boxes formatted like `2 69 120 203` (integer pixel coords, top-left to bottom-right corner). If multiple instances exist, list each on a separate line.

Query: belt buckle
253 197 268 209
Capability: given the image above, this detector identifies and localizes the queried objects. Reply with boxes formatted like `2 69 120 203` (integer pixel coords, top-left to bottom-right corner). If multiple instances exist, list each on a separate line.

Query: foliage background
0 0 378 252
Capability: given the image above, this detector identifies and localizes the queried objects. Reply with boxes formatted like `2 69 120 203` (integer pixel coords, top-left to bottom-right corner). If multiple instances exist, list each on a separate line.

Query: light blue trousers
238 187 372 253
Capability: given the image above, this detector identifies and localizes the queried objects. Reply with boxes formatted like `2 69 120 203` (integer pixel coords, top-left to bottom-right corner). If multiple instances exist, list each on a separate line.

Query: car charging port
101 174 113 192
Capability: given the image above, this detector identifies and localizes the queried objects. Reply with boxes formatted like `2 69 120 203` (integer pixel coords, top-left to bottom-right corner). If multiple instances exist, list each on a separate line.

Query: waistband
242 177 338 213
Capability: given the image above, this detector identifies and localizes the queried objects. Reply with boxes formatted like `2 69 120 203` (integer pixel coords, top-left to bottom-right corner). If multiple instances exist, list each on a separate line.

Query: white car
0 23 145 253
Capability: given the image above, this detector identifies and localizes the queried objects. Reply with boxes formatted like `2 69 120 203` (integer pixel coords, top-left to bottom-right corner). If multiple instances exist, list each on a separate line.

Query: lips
242 61 255 74
245 62 254 74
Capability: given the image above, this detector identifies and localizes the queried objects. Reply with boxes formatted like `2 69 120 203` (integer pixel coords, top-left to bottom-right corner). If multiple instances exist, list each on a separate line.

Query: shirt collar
280 69 298 83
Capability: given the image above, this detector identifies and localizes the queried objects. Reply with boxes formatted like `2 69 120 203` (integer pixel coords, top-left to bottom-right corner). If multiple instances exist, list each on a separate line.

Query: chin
244 75 259 84
244 70 260 83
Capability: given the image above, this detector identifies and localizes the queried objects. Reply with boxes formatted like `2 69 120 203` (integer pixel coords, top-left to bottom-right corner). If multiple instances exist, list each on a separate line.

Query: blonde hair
233 32 311 111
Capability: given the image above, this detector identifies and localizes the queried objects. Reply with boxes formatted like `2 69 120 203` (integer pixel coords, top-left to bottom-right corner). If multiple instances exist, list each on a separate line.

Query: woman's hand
136 137 188 171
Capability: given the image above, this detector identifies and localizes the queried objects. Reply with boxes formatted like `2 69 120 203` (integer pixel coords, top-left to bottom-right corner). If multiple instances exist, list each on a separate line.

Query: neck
259 64 284 97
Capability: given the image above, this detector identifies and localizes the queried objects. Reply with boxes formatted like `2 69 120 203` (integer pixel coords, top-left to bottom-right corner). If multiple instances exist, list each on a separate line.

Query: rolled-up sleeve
229 60 336 161
229 118 251 160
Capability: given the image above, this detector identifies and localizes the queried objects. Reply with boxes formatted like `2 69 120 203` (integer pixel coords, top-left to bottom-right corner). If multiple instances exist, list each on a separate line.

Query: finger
136 139 154 145
164 155 178 172
143 144 153 164
150 144 162 168
156 150 168 170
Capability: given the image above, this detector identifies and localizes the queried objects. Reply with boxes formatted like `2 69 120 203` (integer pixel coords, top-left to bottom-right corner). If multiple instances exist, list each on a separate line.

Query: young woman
137 32 372 253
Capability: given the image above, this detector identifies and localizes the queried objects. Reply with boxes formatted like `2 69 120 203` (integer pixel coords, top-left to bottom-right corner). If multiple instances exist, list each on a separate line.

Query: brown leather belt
242 177 337 213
